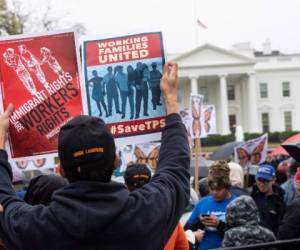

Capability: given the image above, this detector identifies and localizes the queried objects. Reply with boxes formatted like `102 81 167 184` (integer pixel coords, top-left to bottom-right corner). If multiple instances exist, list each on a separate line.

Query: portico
173 44 259 134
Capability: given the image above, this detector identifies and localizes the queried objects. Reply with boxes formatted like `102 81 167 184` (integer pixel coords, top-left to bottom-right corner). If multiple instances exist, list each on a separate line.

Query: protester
124 163 152 191
24 174 68 205
278 167 300 239
228 162 248 196
164 223 189 250
185 161 236 250
251 164 285 235
124 163 188 250
0 62 190 250
198 177 209 198
222 195 275 247
281 159 300 205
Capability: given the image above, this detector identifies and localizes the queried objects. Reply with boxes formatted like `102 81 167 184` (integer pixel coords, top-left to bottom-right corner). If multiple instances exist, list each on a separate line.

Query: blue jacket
186 194 236 250
0 113 190 250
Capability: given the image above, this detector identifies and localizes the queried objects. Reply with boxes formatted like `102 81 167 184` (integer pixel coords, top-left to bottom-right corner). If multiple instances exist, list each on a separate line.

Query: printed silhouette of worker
127 65 136 120
141 63 149 116
3 48 37 95
87 70 108 117
115 65 134 119
149 62 162 110
18 44 49 89
103 66 121 117
134 62 143 119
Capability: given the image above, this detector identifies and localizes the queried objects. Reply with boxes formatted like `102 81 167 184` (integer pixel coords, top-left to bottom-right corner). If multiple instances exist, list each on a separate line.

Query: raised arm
140 61 190 242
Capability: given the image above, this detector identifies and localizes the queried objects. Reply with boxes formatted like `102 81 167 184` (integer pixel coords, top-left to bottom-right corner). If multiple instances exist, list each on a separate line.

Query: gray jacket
222 195 276 248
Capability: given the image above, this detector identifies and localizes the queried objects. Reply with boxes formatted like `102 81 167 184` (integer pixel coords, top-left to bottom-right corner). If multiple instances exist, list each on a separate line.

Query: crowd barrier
213 238 300 250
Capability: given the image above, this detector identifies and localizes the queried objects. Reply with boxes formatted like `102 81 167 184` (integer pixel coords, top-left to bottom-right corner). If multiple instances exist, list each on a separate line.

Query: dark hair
124 163 151 191
64 157 115 183
198 177 209 197
24 175 68 205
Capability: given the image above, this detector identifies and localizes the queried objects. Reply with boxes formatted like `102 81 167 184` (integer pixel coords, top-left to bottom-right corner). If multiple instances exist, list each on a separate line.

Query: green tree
0 0 26 35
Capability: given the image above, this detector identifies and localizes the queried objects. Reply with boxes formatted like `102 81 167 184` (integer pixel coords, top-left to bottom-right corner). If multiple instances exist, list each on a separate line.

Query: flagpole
193 0 199 48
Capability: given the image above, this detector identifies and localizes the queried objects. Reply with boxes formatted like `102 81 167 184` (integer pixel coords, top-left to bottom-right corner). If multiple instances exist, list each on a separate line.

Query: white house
171 42 300 135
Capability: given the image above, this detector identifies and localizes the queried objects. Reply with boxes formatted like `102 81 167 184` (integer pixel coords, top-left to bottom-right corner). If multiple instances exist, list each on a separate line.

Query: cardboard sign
234 134 268 167
82 32 166 145
0 30 85 159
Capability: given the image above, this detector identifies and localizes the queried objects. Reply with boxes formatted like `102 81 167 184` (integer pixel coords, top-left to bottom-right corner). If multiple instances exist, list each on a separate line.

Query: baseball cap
256 164 275 181
58 115 115 170
124 163 151 190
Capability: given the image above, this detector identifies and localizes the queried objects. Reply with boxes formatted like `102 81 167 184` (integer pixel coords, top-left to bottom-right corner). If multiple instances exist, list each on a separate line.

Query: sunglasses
256 178 271 183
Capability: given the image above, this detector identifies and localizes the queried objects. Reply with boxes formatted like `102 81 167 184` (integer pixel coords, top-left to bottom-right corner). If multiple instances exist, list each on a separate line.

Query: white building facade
172 43 300 135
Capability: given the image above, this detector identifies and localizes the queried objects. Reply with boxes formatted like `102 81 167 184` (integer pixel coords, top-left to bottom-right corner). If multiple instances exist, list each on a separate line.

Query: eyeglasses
256 178 271 183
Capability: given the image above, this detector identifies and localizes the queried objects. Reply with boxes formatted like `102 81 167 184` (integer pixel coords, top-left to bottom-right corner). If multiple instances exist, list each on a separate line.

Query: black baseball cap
124 163 151 190
58 115 115 171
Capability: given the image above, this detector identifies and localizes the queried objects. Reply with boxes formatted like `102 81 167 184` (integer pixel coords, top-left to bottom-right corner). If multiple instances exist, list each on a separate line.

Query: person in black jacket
24 174 68 206
251 164 286 236
278 167 300 240
0 61 190 250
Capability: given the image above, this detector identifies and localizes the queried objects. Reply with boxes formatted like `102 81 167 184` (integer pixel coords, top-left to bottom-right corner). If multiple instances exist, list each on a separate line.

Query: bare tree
0 0 86 35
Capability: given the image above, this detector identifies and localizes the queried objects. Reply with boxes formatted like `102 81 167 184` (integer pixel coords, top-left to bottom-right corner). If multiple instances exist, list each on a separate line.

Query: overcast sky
27 0 300 54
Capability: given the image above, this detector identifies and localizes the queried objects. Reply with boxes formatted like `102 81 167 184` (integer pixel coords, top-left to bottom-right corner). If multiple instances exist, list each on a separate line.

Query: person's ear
271 177 276 184
113 153 120 169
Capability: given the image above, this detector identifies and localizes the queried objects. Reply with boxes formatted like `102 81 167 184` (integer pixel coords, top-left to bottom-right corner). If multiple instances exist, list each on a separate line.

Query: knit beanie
208 160 231 189
294 167 300 192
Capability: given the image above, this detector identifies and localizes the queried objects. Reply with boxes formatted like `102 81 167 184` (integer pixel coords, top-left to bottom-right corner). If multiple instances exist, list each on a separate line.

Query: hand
200 214 220 228
0 104 14 149
160 61 178 114
194 229 205 242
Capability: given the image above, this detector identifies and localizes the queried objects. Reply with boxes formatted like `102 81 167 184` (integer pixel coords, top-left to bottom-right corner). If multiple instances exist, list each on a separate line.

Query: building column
189 76 198 94
247 72 259 132
219 73 230 134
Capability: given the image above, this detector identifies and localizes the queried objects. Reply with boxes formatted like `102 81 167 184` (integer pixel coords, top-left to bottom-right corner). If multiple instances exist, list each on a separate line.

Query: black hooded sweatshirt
0 113 190 250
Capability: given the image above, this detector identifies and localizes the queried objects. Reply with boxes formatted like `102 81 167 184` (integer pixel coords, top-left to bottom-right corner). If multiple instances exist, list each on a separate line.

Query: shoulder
199 195 213 203
193 196 213 208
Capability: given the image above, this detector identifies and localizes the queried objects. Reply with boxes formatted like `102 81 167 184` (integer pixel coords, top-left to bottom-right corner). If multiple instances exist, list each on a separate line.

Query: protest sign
11 156 55 171
0 30 85 159
113 142 160 175
11 156 55 182
82 32 166 145
133 142 160 173
116 144 135 173
179 107 193 147
189 94 204 139
203 104 216 135
234 134 268 167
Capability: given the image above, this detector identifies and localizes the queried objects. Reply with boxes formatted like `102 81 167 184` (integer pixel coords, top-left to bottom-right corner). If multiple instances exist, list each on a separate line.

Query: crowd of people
0 61 299 250
87 61 162 119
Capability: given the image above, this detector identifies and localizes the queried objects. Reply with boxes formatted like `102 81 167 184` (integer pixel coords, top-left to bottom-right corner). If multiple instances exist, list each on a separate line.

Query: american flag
197 19 208 29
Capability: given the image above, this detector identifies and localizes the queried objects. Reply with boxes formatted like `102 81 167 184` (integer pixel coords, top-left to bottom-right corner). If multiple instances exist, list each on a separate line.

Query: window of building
199 86 208 103
261 113 270 132
284 111 292 131
227 85 235 100
282 82 290 97
260 83 268 98
229 114 237 134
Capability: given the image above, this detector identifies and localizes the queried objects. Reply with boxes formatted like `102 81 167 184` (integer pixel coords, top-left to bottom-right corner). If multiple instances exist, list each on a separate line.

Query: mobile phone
201 214 210 217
